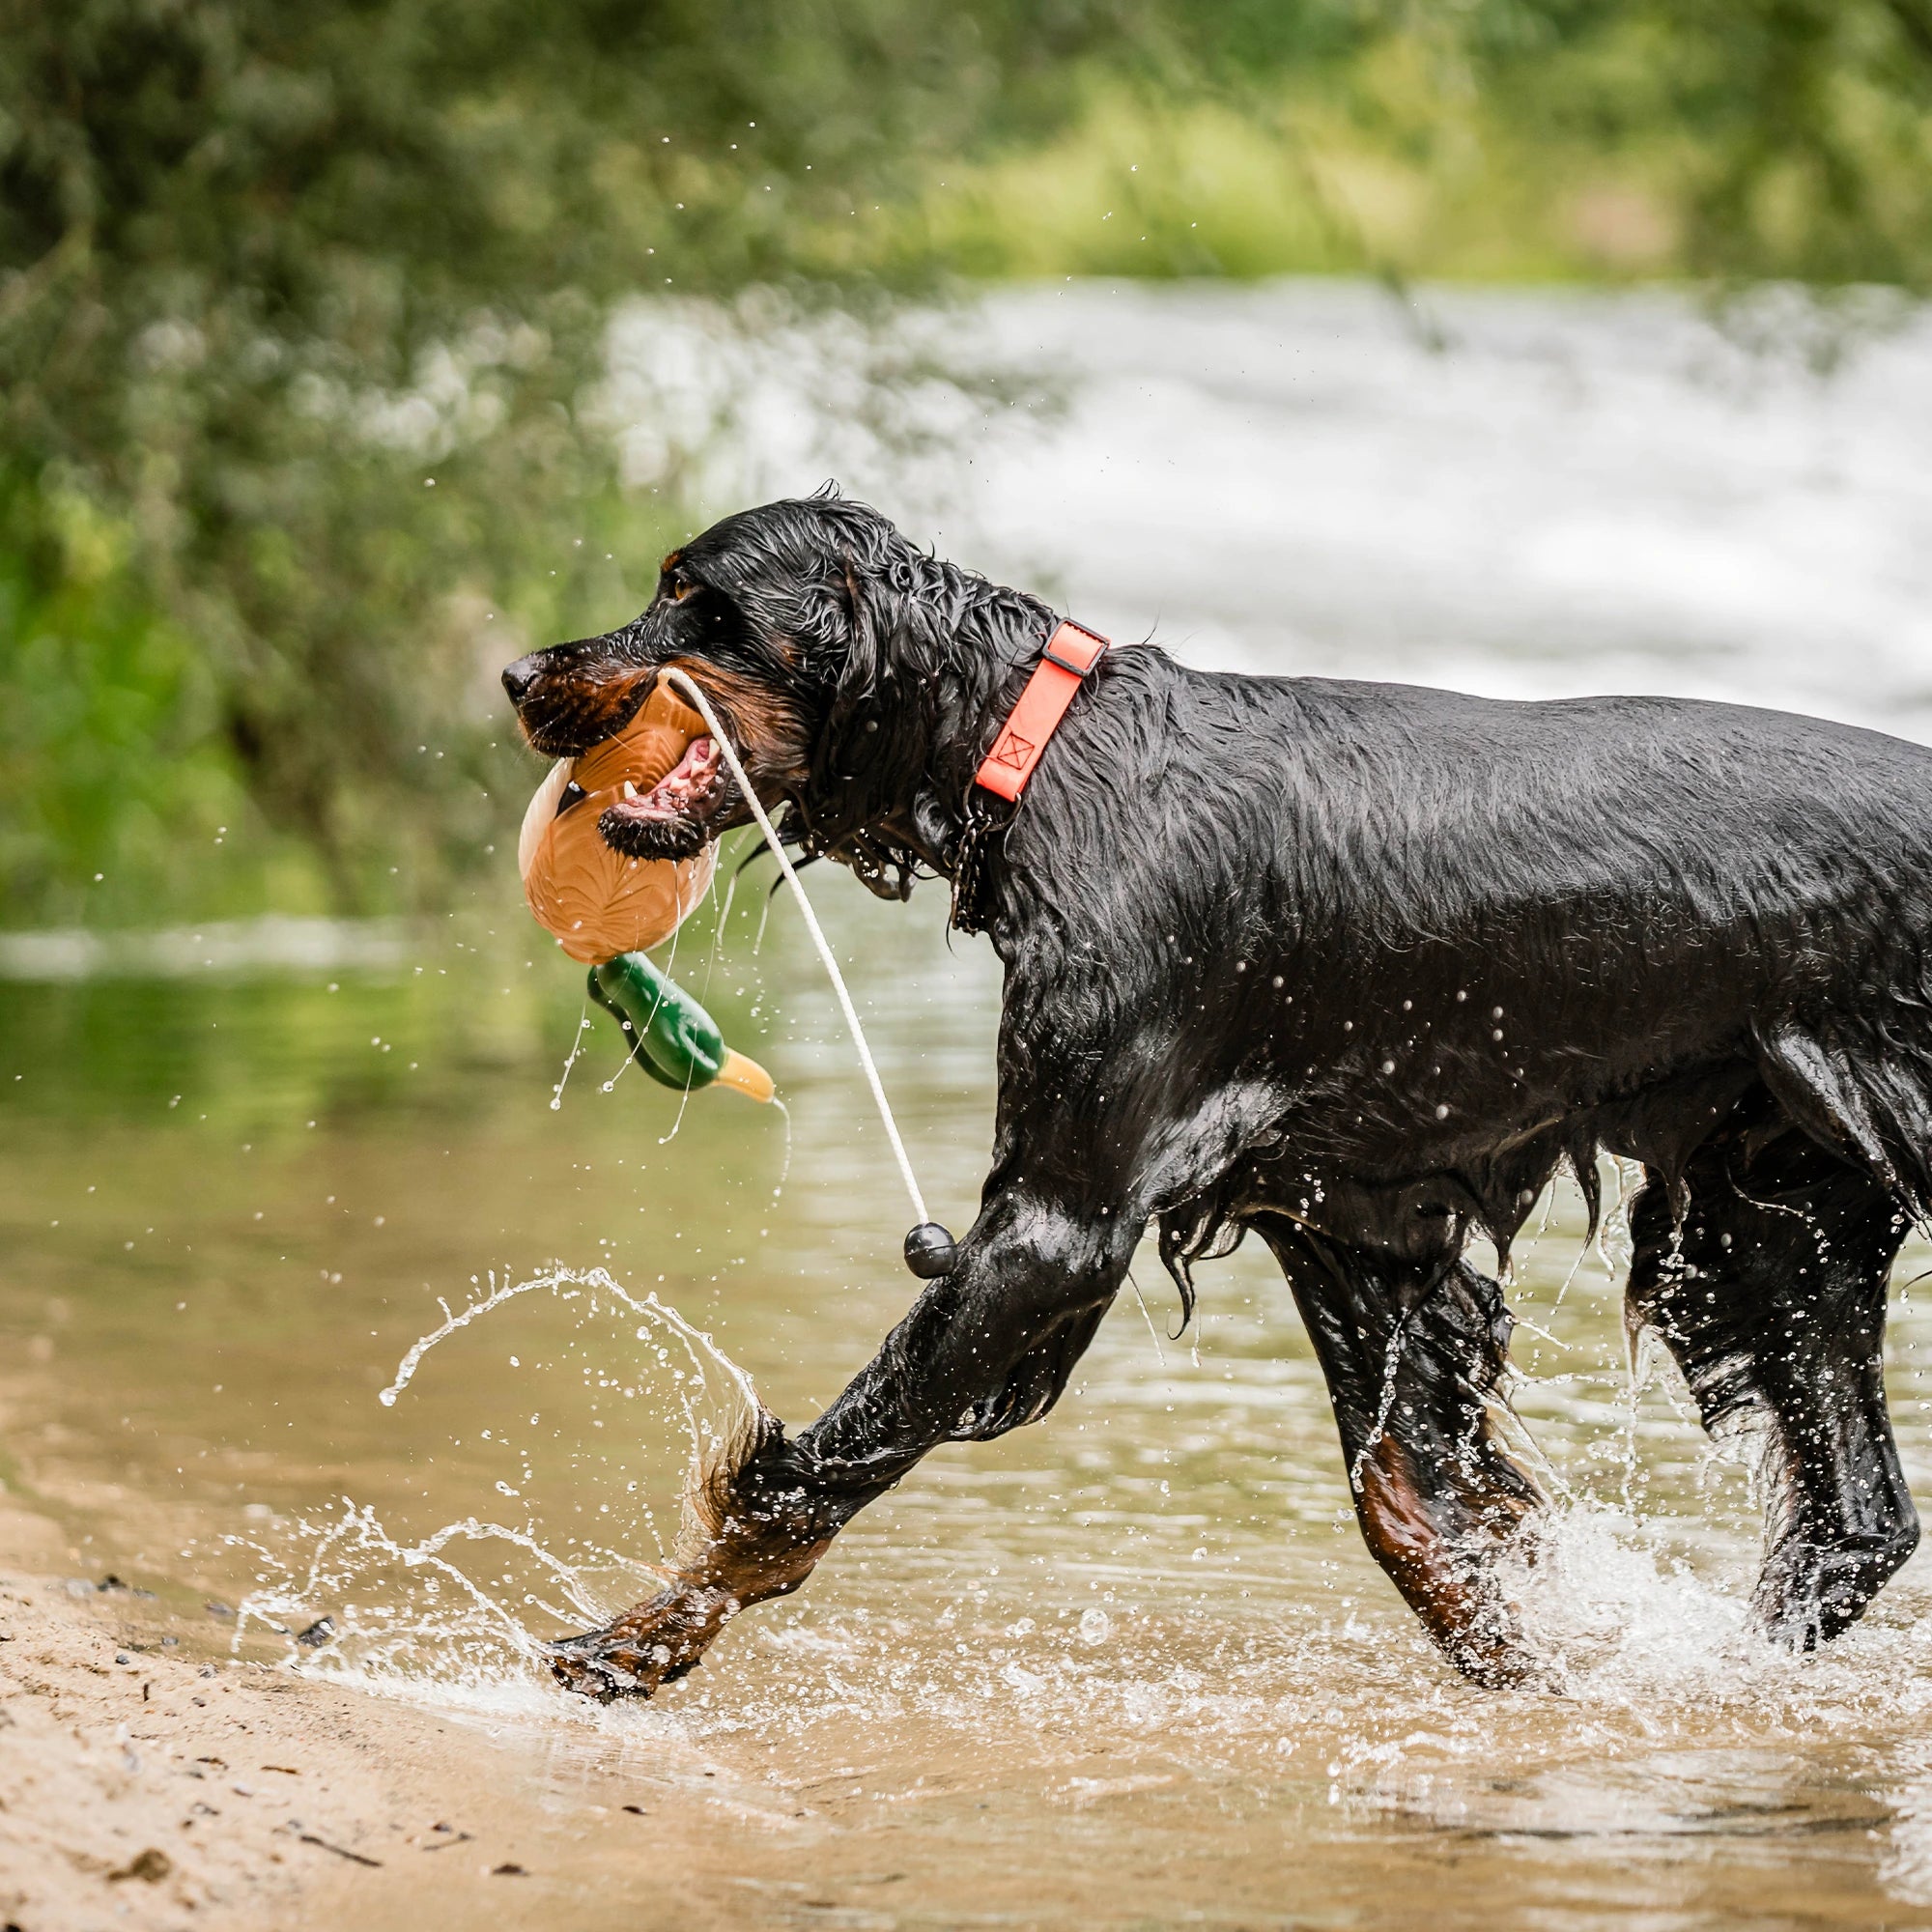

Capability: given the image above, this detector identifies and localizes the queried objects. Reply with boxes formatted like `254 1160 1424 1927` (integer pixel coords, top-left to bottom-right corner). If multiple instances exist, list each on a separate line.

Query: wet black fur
507 487 1932 1690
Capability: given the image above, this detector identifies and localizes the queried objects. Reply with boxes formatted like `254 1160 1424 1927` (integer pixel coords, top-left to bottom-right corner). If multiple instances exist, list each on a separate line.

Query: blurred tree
919 1 1932 287
1464 0 1932 285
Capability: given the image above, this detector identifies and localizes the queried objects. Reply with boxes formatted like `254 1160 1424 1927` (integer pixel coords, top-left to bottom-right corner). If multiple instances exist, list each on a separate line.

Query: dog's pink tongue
646 736 717 810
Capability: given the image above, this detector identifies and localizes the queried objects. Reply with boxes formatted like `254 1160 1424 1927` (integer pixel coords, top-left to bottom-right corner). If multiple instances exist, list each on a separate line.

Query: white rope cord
658 667 931 1229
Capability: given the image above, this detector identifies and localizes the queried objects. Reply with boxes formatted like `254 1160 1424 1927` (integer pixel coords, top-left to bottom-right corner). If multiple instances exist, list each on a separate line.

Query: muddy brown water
9 876 1932 1928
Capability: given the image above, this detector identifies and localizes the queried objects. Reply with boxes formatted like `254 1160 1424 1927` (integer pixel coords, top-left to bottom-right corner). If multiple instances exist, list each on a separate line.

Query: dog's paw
545 1633 698 1701
1442 1630 1559 1692
1752 1529 1915 1652
545 1586 726 1702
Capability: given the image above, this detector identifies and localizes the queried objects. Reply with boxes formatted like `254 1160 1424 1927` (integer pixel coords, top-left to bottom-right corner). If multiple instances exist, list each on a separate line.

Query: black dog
502 487 1932 1697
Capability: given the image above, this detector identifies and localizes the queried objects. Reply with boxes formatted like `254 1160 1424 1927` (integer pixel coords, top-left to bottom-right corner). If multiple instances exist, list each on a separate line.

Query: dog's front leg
548 1185 1135 1700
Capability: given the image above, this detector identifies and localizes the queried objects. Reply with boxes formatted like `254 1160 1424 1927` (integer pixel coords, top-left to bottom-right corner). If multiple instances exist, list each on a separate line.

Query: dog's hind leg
1251 1212 1547 1688
547 1183 1137 1699
1628 1094 1918 1649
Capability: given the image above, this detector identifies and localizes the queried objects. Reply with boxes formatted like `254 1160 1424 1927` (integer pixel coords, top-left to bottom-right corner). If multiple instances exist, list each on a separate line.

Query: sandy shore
0 1486 535 1929
0 1486 820 1931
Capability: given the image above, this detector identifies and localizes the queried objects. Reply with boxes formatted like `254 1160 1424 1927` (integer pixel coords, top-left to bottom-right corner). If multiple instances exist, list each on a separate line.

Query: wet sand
0 1483 617 1930
0 1467 901 1932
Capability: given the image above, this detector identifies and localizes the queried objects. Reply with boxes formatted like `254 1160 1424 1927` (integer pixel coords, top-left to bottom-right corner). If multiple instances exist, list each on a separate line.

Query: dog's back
1010 654 1932 1215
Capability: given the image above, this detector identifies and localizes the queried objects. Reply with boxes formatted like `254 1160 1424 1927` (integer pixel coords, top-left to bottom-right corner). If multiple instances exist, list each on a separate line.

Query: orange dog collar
973 620 1110 803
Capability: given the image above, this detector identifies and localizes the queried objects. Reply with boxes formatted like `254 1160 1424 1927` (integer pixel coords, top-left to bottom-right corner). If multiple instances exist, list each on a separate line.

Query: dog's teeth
622 781 637 799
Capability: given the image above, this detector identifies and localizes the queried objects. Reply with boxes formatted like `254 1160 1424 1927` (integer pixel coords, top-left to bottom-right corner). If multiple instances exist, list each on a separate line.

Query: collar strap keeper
973 620 1110 804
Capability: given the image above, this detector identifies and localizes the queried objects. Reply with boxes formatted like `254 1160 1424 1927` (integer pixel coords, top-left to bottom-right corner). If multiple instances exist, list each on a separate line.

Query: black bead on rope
904 1222 959 1279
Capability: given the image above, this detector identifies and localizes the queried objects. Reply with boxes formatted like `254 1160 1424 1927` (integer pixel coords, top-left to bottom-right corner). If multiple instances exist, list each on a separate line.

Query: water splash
1348 1306 1417 1494
221 1207 1932 1801
1497 1501 1757 1696
233 1503 623 1686
376 1263 753 1413
241 1265 761 1689
550 1007 594 1110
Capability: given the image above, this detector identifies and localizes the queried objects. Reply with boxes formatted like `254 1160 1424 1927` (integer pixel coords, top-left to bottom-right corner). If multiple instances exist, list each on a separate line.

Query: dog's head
501 493 879 862
502 490 1028 880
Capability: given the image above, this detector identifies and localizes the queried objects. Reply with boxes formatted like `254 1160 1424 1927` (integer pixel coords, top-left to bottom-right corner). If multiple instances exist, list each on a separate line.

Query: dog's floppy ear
830 505 960 680
831 547 890 685
791 493 956 719
832 554 926 707
769 542 867 679
813 505 914 702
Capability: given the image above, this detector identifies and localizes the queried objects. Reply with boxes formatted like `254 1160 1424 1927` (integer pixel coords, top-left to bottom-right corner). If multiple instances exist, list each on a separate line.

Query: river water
9 281 1932 1926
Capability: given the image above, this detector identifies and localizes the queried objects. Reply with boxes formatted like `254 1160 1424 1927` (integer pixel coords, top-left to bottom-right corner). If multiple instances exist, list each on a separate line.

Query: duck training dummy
518 678 774 1102
519 662 960 1281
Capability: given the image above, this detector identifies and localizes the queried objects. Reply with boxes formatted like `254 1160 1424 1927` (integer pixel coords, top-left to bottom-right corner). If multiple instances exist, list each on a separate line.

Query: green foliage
922 5 1932 285
0 465 258 925
1469 0 1932 285
1 0 1929 925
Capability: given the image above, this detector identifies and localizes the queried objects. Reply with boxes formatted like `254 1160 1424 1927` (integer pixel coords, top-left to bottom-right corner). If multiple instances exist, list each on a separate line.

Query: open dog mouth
595 734 727 860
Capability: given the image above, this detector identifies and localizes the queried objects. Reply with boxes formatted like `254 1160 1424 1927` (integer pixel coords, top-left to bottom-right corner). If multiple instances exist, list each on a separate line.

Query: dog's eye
670 578 696 603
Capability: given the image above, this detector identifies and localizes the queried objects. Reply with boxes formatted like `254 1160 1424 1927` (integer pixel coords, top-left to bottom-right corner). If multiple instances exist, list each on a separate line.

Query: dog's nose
501 655 543 703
